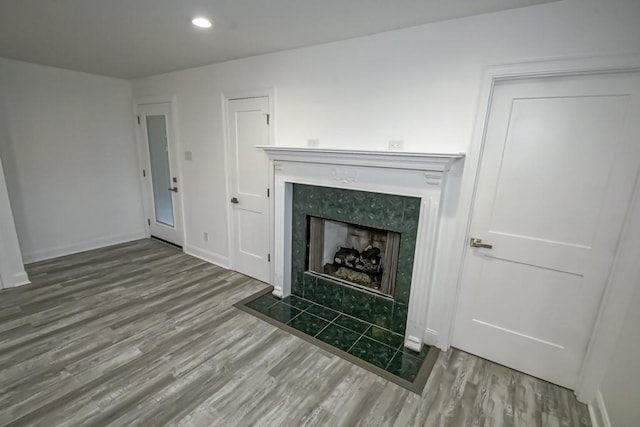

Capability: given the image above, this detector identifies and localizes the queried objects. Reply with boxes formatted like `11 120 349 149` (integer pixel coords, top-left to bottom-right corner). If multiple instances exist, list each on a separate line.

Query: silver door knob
470 238 492 249
168 187 178 193
231 197 239 204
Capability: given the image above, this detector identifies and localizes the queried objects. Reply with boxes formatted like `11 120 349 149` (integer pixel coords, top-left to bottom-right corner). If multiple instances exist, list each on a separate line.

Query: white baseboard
183 244 230 269
2 271 30 288
22 230 147 264
424 328 439 347
589 391 611 427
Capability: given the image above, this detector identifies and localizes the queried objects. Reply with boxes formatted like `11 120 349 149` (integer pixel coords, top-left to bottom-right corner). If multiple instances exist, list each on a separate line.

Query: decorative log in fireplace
307 216 400 297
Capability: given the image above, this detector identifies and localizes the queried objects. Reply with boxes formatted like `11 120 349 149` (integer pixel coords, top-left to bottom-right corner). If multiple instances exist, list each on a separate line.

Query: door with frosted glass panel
137 102 183 246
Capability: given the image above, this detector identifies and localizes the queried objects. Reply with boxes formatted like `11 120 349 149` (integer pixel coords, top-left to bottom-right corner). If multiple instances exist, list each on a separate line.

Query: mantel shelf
259 146 465 172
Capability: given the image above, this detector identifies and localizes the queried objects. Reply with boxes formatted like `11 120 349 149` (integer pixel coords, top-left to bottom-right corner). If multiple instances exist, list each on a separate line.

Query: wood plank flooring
0 239 591 426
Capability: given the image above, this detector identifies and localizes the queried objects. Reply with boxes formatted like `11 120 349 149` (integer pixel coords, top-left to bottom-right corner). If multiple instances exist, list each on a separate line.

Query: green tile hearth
348 336 397 369
264 302 302 323
315 324 360 352
302 271 407 334
400 344 430 361
386 351 423 382
305 303 340 321
246 294 280 313
287 312 329 336
365 326 404 349
334 314 370 334
282 295 313 310
241 291 430 384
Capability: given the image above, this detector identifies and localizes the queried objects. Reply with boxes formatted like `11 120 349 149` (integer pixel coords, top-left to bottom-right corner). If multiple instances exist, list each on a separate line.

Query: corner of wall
183 244 230 270
0 155 29 289
588 391 611 427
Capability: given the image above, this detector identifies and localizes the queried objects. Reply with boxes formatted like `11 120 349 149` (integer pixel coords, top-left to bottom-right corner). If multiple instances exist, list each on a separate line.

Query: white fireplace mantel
258 146 463 172
261 146 464 352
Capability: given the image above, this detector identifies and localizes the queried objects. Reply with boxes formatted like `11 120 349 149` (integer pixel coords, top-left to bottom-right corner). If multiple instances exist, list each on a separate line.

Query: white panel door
137 102 183 247
453 72 640 388
227 97 270 282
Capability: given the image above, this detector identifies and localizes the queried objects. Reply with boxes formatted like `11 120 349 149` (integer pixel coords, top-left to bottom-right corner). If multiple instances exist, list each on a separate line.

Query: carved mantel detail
425 173 442 186
331 167 359 184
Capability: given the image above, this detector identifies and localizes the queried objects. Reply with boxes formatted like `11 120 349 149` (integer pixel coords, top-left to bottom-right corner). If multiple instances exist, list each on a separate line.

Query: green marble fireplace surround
291 183 421 335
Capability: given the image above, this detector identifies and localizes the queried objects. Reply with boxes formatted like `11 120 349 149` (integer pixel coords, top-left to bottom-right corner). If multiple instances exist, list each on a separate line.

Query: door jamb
445 53 640 403
133 95 186 247
221 89 275 281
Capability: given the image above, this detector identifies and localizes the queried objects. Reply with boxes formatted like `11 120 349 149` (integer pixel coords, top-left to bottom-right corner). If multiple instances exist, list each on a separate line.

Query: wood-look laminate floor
0 239 591 427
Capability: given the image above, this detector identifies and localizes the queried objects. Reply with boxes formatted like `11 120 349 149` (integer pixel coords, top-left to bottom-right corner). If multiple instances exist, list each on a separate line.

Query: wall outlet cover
307 139 319 148
388 140 404 151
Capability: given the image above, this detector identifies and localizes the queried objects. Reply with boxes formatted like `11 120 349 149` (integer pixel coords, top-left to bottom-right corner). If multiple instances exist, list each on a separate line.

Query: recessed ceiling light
192 17 212 28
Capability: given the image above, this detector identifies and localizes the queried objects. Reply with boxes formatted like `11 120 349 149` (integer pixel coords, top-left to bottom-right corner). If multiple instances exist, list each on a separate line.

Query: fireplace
290 184 420 334
307 217 400 297
262 147 464 352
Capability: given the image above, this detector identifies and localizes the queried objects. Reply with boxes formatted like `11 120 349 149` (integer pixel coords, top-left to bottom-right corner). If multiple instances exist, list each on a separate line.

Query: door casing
134 96 185 247
445 53 640 403
221 89 274 283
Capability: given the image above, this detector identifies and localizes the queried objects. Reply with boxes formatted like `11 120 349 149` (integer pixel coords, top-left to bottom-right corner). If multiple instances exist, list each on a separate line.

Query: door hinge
268 253 271 262
142 169 146 177
147 218 150 226
266 113 270 125
137 116 141 125
267 188 270 197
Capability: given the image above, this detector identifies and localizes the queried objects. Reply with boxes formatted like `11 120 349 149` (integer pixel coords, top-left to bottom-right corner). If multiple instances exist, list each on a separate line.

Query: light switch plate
184 151 193 160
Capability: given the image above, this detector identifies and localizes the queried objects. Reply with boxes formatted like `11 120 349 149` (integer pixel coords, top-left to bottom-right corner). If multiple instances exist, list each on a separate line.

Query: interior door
138 102 183 247
227 97 270 282
453 72 640 389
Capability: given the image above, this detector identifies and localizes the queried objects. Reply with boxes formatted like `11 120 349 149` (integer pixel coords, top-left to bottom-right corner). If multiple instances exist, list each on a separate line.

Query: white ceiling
0 0 554 79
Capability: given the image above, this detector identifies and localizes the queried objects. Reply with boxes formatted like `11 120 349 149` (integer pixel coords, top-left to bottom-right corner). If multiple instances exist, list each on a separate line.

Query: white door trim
133 95 186 247
446 53 640 403
221 88 275 281
575 164 640 402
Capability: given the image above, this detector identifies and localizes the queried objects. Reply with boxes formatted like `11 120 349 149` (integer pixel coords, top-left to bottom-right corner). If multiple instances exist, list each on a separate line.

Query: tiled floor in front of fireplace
241 291 430 384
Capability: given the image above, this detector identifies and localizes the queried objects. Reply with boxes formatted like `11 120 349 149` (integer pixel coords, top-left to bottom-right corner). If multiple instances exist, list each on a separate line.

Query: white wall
599 285 640 426
0 154 28 287
132 0 640 269
0 58 146 263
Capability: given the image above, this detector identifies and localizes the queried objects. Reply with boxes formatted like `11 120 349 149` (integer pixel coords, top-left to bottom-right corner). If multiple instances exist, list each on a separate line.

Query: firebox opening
306 216 400 298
